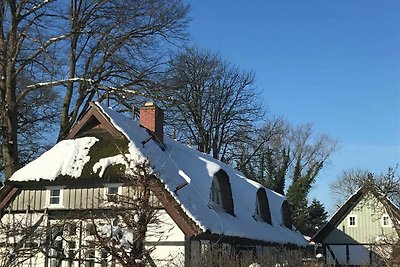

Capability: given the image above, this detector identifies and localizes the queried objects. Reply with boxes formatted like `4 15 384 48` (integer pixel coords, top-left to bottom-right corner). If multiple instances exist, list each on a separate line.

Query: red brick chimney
139 102 164 144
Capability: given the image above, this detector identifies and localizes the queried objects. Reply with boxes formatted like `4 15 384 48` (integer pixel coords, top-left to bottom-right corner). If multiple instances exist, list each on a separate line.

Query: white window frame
46 186 65 208
348 215 357 227
104 183 122 203
381 215 391 227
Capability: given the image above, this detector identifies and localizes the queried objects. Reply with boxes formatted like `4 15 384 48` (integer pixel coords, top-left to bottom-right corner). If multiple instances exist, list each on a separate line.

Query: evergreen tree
306 198 328 237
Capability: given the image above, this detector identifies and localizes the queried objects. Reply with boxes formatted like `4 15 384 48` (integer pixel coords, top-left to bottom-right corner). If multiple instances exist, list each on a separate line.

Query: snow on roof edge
95 102 306 246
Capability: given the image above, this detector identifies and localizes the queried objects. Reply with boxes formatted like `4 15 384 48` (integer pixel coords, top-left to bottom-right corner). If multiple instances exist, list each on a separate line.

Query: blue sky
186 0 400 213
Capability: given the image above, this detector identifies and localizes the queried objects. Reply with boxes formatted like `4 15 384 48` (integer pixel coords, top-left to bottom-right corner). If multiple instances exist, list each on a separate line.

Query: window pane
68 241 76 259
108 187 118 195
211 179 222 205
106 187 119 202
50 197 60 205
349 216 356 226
383 216 389 226
51 189 60 197
86 224 95 235
49 189 61 205
69 224 77 236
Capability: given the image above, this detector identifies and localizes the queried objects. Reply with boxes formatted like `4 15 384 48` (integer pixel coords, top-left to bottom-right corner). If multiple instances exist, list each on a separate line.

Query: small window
68 223 77 236
68 241 76 259
254 188 271 224
85 241 96 267
104 184 122 203
50 189 60 204
348 215 357 227
85 248 95 267
208 170 234 215
47 186 65 207
210 179 222 206
100 249 108 267
86 223 96 236
382 215 391 227
281 200 292 228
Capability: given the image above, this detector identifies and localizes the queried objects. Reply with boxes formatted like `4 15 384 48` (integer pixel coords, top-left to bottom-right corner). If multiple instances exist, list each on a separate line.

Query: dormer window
209 170 234 215
254 188 271 224
281 200 292 229
210 179 222 206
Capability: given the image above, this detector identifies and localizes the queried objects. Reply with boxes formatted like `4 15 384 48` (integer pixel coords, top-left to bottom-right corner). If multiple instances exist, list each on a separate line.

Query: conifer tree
306 198 328 236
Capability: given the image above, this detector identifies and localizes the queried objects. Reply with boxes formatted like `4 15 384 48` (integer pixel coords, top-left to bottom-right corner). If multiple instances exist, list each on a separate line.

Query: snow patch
10 137 98 181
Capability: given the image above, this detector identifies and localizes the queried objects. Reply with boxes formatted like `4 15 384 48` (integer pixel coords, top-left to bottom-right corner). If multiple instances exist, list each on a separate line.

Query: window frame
348 215 357 227
208 170 235 215
381 215 391 227
104 183 123 203
254 188 271 224
281 200 292 229
46 186 65 208
68 241 76 260
210 178 222 207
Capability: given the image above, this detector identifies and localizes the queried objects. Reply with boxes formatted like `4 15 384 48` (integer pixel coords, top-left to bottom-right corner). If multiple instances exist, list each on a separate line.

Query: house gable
314 185 400 244
66 103 124 140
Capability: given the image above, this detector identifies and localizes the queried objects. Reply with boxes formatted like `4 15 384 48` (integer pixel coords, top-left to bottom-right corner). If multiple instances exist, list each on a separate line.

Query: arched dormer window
281 200 293 229
254 188 271 224
209 169 234 215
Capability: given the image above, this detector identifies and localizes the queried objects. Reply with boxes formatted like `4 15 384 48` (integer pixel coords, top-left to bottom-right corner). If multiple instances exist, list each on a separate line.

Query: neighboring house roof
7 102 307 246
313 183 400 243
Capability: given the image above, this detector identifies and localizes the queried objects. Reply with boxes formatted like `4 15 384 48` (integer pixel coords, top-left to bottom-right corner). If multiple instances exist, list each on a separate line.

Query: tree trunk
1 2 19 179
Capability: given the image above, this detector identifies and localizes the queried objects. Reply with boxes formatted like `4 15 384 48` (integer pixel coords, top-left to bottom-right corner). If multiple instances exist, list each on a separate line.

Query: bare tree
0 159 168 267
238 123 336 192
237 122 336 233
0 210 46 267
330 168 371 207
0 0 64 178
158 46 262 162
55 0 190 141
330 166 400 208
330 167 400 265
0 0 190 180
84 159 162 267
47 160 165 267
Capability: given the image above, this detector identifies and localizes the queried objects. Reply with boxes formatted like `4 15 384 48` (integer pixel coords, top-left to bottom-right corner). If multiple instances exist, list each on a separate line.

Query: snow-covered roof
10 102 307 246
11 137 99 181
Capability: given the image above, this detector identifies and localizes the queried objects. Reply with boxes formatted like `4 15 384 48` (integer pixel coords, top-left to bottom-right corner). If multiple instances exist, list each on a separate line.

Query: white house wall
2 186 187 267
146 210 186 267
